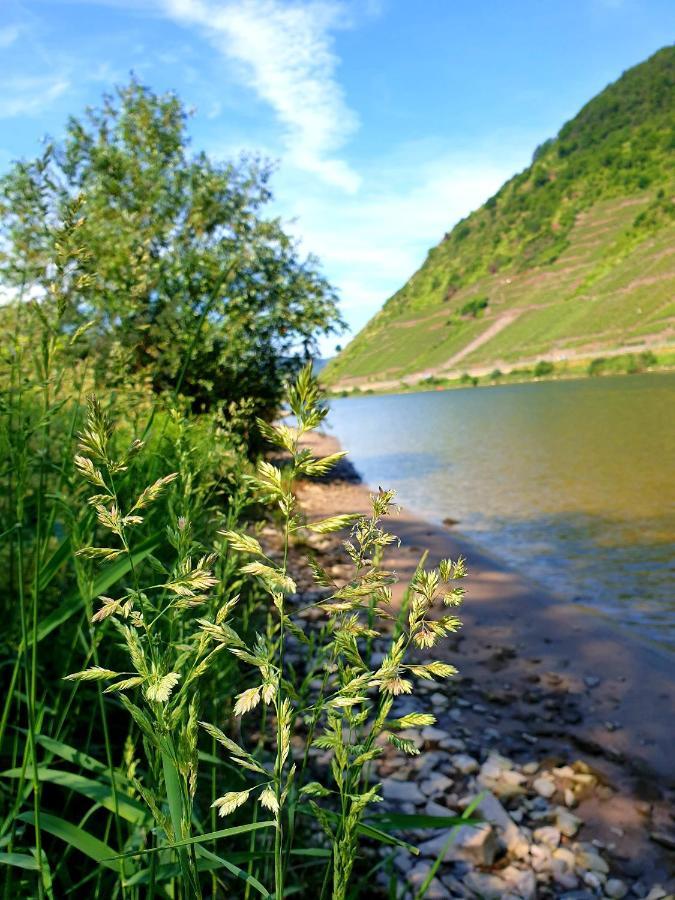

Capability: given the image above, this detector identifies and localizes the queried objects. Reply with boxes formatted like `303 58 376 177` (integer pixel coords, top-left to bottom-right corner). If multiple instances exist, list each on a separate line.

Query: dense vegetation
325 46 675 387
0 83 469 898
1 80 342 427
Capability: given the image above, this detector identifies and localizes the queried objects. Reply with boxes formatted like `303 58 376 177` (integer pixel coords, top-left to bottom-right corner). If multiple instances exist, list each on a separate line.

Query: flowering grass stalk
211 364 466 899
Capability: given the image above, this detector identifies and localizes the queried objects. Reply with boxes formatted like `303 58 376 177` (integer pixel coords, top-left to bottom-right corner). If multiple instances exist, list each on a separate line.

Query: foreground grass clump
209 366 467 898
2 336 468 897
0 75 470 899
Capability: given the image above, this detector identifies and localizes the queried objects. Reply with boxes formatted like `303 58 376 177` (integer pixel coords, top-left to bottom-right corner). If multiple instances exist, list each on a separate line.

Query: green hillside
325 46 675 390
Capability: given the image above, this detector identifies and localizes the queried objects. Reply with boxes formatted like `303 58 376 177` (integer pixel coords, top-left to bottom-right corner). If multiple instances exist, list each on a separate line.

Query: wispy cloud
0 75 71 119
0 24 22 48
160 0 360 191
277 144 529 347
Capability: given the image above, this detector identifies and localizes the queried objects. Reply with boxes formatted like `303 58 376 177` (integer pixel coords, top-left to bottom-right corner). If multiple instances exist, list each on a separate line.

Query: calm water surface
328 374 675 651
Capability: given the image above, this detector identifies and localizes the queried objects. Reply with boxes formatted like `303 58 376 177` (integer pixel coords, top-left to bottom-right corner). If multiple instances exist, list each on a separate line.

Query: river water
328 374 675 651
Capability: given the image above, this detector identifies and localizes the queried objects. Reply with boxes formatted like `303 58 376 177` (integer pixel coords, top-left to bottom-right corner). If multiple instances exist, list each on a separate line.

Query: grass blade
21 532 161 649
1 767 147 824
17 812 128 874
413 793 484 900
0 852 40 871
106 821 276 860
197 845 271 898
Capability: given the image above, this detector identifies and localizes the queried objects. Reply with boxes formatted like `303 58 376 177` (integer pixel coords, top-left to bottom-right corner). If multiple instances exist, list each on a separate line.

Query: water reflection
328 374 675 650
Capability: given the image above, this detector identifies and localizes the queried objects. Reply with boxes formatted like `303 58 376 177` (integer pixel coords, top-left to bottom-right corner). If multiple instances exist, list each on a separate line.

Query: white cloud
160 0 360 191
276 146 528 351
0 75 70 119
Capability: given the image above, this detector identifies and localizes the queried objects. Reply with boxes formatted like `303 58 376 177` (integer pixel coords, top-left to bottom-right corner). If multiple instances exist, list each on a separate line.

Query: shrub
534 360 555 377
588 357 607 376
0 79 344 430
459 297 489 318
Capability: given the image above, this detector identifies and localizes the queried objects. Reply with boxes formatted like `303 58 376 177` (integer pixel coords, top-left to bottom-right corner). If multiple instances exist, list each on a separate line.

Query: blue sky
1 1 673 353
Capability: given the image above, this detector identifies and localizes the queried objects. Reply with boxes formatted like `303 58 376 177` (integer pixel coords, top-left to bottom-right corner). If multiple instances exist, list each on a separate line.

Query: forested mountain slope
325 46 675 389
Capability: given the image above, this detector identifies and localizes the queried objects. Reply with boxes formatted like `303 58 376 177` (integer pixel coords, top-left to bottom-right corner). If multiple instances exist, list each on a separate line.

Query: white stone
381 779 425 804
500 866 537 900
425 800 452 817
533 825 561 848
575 849 609 874
418 823 498 867
552 846 576 867
530 843 553 873
583 870 605 890
533 776 556 798
438 736 466 752
420 773 453 797
551 857 578 889
464 871 508 900
556 807 582 837
421 726 451 745
451 753 479 775
473 790 524 853
407 863 449 899
644 887 668 900
605 878 629 899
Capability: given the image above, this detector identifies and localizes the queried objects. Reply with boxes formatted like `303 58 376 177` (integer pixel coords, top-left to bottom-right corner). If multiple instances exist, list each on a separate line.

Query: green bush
534 360 555 377
588 357 607 376
0 79 343 433
459 296 489 318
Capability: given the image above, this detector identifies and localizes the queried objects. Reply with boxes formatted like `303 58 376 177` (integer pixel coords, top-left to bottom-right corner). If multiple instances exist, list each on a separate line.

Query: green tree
0 79 343 424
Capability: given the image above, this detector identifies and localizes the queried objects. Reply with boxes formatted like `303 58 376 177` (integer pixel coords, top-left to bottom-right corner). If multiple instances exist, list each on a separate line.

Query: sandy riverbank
293 428 675 889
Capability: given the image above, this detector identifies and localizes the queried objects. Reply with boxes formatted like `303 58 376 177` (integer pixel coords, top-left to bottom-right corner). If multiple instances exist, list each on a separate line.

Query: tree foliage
0 79 343 423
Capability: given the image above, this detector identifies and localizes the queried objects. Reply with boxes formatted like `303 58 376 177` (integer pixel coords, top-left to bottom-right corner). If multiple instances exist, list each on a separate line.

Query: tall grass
1 233 467 896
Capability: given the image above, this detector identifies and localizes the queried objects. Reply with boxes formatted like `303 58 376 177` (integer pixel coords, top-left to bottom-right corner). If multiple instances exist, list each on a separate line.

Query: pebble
575 848 609 874
500 866 537 900
552 856 579 889
605 878 629 898
425 800 451 817
533 825 561 848
418 823 498 867
556 807 583 837
451 753 479 775
421 726 450 745
406 863 447 898
464 871 511 899
438 737 466 752
381 779 425 804
644 889 668 900
533 776 556 798
564 787 577 807
583 871 605 890
420 773 453 797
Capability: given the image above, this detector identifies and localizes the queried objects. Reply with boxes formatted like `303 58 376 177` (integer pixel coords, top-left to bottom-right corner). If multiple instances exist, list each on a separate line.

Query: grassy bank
327 347 675 399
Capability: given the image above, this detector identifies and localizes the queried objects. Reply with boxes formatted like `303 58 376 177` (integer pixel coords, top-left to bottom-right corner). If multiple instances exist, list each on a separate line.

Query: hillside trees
0 79 343 425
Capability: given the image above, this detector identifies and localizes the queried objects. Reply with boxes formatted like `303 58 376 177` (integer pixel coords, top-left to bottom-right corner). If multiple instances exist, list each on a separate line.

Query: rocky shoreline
283 430 675 898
